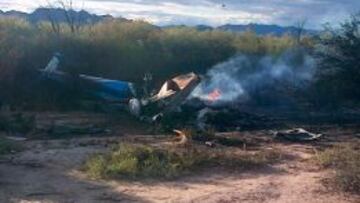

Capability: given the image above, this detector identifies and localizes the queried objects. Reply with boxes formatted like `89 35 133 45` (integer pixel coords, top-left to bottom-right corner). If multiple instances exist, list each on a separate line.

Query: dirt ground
1 125 359 203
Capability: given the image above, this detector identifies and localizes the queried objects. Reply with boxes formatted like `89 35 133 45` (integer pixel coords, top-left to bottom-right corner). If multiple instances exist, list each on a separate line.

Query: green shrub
84 143 283 180
85 144 209 179
85 144 202 178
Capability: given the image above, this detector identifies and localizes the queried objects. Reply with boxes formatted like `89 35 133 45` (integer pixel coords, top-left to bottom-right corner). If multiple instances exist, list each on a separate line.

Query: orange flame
208 88 221 102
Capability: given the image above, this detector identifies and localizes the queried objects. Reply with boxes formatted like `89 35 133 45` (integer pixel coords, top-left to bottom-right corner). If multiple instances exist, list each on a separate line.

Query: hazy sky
0 0 359 28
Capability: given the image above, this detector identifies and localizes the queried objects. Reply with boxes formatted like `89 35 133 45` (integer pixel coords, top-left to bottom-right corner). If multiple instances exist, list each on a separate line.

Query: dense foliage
1 13 359 109
0 17 299 108
315 13 360 104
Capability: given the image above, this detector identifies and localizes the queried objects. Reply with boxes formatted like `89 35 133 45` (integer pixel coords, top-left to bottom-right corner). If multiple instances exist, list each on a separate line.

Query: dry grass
315 143 360 194
84 143 283 180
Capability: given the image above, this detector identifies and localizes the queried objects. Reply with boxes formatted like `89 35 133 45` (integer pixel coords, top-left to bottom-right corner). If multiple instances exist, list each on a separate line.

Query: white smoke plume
190 49 316 105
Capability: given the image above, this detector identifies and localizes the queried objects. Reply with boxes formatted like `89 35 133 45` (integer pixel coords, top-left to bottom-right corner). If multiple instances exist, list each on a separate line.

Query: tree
294 19 307 45
45 0 83 34
58 0 77 33
44 1 61 36
315 13 360 103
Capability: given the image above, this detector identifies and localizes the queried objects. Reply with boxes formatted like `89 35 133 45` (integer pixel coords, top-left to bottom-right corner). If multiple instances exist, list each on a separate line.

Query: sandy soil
0 129 359 203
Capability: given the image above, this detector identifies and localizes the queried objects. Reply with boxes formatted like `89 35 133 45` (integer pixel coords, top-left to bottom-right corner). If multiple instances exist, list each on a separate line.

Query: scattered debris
205 141 215 148
41 53 136 104
42 54 203 120
274 128 322 141
38 54 276 132
173 130 191 146
129 98 141 117
150 72 200 106
143 72 201 120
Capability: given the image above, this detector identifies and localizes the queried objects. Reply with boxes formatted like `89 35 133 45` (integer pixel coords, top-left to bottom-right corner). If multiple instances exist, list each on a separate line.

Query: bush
84 143 283 179
316 143 360 193
85 144 209 179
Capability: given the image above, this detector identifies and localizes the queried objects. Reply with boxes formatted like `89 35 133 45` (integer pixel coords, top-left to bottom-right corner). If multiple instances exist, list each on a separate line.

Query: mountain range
0 8 317 36
218 24 317 36
0 8 117 25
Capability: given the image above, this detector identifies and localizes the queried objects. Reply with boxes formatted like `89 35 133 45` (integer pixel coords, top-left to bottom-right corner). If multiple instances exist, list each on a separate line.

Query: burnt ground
0 111 360 203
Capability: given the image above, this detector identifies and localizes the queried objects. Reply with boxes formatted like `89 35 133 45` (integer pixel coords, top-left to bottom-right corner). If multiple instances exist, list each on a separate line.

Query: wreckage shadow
0 159 150 203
